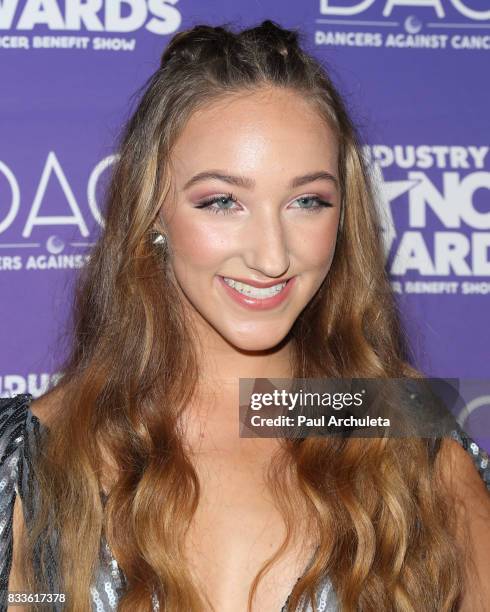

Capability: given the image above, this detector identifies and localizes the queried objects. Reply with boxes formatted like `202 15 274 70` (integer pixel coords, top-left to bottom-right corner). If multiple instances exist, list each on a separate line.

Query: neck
181 320 294 453
196 329 294 395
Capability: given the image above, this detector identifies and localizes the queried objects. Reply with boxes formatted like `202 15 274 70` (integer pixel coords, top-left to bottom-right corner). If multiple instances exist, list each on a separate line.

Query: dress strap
450 426 490 491
0 393 32 608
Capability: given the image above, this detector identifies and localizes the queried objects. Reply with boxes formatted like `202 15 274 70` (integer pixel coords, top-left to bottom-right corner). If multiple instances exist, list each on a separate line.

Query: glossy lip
217 275 296 311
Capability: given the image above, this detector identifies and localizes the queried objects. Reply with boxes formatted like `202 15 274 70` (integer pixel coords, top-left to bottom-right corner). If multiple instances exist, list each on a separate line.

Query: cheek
292 218 339 268
167 215 233 269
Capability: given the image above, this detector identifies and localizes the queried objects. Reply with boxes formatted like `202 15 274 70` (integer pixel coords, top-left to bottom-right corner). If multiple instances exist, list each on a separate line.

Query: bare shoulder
29 384 67 429
436 437 490 611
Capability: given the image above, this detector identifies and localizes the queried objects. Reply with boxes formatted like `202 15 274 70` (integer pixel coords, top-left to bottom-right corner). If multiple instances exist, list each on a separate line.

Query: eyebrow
183 170 339 191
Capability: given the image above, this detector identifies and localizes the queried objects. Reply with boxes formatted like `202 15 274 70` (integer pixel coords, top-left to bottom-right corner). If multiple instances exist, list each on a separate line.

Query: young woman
1 20 489 612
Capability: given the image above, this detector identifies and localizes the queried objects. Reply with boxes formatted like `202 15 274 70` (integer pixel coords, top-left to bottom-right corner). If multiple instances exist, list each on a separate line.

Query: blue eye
195 193 334 215
195 193 239 215
293 196 334 212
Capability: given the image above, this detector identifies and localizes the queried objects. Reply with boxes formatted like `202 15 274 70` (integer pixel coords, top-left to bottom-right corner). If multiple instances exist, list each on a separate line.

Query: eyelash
195 192 334 215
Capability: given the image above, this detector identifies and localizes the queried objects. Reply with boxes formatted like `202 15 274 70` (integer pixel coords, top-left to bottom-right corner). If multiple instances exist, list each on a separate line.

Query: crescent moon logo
404 15 423 34
46 235 65 255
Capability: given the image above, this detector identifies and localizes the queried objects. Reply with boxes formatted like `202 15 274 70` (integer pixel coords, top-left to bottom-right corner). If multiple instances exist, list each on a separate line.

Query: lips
217 275 296 311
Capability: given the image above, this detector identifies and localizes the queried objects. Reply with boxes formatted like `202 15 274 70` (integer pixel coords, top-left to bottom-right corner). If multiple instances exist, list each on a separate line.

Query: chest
182 443 317 612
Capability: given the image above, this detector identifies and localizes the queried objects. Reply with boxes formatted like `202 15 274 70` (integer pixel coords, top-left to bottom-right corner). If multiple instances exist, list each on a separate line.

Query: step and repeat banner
1 1 489 448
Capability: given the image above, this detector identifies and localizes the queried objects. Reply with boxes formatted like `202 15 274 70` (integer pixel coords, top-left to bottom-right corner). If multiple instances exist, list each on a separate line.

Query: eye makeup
194 193 334 216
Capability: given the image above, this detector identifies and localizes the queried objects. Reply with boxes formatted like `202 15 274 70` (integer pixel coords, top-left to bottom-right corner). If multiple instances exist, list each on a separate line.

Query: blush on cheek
170 219 234 266
297 228 338 268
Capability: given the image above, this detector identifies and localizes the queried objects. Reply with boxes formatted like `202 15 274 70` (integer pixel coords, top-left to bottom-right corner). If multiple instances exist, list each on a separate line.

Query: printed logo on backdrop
316 0 490 51
365 144 490 296
0 371 63 397
0 0 181 52
1 147 489 292
0 152 116 271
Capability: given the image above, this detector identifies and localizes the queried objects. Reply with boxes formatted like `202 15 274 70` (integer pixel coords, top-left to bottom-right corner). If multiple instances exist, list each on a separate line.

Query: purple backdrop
1 1 489 449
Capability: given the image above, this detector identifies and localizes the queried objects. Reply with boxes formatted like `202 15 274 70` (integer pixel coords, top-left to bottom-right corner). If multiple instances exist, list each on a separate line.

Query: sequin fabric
1 393 489 612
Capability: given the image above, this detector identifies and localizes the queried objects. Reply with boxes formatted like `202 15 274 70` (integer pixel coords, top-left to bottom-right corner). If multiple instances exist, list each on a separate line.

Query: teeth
223 277 287 299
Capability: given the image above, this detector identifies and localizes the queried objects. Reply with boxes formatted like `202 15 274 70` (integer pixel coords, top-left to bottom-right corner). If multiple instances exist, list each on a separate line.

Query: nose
242 205 291 279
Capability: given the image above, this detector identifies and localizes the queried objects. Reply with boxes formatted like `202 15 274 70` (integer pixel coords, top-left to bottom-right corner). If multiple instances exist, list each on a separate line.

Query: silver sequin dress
1 393 489 612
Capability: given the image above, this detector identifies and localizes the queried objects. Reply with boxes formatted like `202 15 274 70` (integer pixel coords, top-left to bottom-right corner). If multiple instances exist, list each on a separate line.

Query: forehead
170 87 339 181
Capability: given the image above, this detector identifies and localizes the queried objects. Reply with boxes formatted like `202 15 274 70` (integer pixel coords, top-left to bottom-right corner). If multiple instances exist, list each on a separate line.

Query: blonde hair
21 20 463 612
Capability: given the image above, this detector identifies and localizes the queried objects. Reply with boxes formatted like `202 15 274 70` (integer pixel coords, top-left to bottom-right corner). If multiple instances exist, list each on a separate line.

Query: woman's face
161 86 341 352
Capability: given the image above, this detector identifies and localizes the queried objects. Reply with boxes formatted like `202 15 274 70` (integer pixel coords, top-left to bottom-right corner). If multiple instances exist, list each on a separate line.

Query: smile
223 277 287 298
217 276 296 311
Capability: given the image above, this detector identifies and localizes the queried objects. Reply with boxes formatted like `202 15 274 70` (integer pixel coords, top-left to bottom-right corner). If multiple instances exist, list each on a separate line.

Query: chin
223 328 290 353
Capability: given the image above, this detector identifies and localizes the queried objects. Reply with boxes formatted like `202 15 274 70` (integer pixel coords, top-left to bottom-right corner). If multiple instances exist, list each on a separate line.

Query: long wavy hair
20 20 466 612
